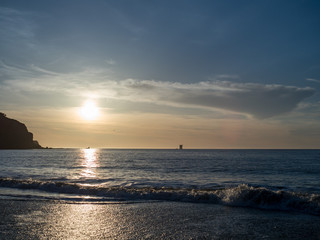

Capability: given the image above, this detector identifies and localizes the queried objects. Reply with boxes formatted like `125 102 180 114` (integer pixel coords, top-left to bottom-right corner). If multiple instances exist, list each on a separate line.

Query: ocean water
0 149 320 216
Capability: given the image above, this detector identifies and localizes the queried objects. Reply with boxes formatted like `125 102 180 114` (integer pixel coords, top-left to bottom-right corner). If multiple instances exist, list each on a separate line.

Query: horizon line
12 147 320 150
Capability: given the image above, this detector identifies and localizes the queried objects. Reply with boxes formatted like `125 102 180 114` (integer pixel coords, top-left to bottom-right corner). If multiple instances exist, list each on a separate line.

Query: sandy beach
1 199 320 240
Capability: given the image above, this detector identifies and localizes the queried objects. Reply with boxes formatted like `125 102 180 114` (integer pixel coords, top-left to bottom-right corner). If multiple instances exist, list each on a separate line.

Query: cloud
306 78 320 83
211 74 240 80
0 64 315 118
0 7 36 49
105 59 116 65
111 80 315 118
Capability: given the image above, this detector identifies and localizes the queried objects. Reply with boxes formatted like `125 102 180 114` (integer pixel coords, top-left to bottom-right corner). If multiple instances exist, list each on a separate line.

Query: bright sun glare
80 100 99 120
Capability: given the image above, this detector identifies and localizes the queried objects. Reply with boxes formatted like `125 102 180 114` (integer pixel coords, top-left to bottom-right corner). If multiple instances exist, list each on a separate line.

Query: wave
0 177 319 215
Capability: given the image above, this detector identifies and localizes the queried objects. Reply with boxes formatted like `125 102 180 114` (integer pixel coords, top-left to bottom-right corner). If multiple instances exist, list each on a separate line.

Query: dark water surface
0 149 320 215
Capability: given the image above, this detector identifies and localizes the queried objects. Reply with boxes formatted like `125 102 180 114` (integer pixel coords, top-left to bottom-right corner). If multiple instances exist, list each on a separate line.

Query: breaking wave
1 177 319 215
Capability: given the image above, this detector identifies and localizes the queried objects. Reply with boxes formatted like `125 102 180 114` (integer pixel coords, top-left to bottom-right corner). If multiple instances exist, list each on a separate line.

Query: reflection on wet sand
4 200 320 239
41 204 121 239
80 149 100 179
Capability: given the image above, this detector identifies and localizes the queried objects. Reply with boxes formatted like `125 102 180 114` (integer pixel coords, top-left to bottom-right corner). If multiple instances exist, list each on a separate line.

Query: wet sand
1 199 320 239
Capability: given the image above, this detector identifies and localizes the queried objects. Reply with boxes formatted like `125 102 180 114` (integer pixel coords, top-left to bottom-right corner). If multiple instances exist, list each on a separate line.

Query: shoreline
1 200 320 239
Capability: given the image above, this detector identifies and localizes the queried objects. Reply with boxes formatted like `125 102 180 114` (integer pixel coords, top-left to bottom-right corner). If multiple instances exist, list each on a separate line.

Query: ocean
1 149 319 216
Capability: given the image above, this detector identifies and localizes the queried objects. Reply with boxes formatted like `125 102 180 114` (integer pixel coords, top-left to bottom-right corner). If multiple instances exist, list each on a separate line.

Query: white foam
1 178 319 215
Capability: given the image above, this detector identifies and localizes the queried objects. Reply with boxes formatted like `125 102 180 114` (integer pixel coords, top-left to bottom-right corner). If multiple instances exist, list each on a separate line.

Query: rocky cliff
0 112 42 149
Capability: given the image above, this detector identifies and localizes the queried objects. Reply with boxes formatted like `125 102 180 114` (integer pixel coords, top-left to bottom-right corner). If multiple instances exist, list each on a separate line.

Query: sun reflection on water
81 148 100 178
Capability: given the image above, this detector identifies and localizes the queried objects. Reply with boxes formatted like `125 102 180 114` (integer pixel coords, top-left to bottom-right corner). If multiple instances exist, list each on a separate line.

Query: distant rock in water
0 112 42 149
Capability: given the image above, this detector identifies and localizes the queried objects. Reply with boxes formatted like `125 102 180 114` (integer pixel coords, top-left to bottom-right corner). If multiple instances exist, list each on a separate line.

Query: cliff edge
0 112 42 149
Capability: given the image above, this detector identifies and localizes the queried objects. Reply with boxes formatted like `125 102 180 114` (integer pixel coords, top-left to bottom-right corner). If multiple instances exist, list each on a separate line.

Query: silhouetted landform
0 112 42 149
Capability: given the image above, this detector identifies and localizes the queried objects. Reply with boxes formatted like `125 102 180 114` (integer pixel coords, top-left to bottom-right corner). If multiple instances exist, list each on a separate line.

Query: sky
0 0 320 148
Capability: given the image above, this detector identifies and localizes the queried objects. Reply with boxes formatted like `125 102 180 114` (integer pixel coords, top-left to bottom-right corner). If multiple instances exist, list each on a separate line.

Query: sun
80 100 99 120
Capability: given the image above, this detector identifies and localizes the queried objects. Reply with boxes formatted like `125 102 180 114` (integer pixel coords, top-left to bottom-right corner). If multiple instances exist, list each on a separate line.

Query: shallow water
1 200 320 240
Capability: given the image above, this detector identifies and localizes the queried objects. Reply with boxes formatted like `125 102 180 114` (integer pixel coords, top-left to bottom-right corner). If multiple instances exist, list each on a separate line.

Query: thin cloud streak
306 78 320 83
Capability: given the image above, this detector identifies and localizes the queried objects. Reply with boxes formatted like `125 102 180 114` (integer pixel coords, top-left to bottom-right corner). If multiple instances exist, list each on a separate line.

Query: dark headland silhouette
0 112 42 149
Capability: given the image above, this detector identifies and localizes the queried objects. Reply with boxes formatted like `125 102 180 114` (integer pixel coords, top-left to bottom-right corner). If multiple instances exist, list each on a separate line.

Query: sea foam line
0 177 319 215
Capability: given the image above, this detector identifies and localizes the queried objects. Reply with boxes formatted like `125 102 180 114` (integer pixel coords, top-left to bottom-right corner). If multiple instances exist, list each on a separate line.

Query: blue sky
0 0 320 148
